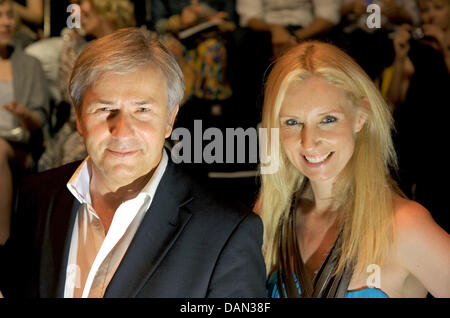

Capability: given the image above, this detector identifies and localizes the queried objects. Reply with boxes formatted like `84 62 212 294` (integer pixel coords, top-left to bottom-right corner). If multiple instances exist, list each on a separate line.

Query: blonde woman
257 41 450 298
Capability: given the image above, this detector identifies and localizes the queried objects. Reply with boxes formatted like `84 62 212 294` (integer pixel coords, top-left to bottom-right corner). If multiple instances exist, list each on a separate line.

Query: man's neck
92 167 155 201
88 164 156 234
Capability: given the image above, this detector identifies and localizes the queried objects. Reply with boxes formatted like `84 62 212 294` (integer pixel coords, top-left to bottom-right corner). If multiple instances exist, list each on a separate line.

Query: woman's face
80 0 102 36
0 1 16 47
279 76 366 185
418 0 450 31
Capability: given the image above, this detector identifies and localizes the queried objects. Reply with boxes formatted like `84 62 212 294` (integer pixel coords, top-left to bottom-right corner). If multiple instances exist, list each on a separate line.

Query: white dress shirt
64 150 168 298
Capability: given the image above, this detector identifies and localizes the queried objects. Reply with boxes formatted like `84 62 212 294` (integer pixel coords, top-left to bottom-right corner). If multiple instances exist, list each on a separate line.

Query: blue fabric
267 272 388 298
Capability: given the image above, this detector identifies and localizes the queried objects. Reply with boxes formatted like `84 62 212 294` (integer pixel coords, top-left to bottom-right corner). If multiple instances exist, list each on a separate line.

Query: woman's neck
307 179 337 215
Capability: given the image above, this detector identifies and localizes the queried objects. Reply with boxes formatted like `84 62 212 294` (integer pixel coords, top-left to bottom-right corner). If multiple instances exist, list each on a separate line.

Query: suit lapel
104 161 194 297
39 168 80 298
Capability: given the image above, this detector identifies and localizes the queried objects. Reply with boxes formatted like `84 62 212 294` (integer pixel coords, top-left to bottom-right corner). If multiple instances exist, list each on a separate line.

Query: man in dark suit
0 28 266 298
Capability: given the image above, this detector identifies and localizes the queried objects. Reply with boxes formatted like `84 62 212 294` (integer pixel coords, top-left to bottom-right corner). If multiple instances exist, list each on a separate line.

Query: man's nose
109 111 134 137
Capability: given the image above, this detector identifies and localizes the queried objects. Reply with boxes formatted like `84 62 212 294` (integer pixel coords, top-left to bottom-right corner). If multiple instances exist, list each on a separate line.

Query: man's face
76 66 178 190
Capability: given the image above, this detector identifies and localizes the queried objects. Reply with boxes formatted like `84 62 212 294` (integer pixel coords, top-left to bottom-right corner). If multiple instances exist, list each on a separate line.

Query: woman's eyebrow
317 109 344 116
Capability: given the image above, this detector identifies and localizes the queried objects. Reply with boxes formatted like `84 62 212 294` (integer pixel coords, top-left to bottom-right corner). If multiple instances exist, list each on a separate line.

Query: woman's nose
299 125 318 150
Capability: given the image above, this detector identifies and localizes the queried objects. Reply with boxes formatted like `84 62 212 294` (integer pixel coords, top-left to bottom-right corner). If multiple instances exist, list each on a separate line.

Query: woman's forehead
280 77 351 113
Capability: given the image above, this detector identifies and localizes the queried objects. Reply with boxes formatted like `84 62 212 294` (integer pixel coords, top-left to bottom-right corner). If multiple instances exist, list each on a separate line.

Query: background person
385 0 450 233
11 0 43 48
151 0 235 104
237 0 341 58
0 0 48 245
337 0 420 80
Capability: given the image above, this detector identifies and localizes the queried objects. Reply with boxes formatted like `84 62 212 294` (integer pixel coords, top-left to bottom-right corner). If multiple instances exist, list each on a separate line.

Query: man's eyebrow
87 99 158 107
132 100 153 105
89 99 115 105
132 97 158 105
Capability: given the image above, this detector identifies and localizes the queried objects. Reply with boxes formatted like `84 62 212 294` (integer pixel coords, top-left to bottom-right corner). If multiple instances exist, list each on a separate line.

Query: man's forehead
85 97 159 107
95 65 165 83
81 68 167 107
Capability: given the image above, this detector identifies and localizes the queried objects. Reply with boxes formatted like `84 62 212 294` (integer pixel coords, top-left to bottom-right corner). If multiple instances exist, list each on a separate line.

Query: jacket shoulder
173 164 259 231
18 161 82 196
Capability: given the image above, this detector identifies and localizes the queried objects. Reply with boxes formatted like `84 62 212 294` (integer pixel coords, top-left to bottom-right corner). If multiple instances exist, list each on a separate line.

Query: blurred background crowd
1 0 449 235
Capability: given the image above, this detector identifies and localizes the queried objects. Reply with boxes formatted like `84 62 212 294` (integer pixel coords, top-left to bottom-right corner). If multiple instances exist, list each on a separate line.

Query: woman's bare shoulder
392 195 434 228
392 194 447 245
391 194 450 297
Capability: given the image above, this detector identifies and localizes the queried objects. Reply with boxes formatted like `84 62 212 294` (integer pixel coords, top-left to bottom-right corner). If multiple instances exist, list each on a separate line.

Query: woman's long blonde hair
259 41 402 277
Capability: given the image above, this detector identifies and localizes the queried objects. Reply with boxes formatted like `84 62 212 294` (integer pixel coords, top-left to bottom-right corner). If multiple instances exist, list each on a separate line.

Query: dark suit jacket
0 158 266 298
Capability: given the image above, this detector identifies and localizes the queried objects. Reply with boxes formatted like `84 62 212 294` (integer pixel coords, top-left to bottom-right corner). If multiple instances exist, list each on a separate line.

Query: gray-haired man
0 28 266 298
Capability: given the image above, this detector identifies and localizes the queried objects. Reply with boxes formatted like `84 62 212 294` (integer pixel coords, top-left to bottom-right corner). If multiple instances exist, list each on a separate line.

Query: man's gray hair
68 27 185 115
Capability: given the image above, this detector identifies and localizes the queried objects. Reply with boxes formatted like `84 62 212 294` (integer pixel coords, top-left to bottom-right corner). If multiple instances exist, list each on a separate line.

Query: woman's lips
302 152 333 166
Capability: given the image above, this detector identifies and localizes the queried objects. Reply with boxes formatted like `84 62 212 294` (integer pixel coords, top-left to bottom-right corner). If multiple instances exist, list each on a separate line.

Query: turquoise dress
267 272 388 298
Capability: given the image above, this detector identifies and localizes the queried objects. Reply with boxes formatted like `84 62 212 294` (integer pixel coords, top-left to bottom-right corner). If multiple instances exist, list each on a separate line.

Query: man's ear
165 105 179 138
75 108 84 137
353 97 370 133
